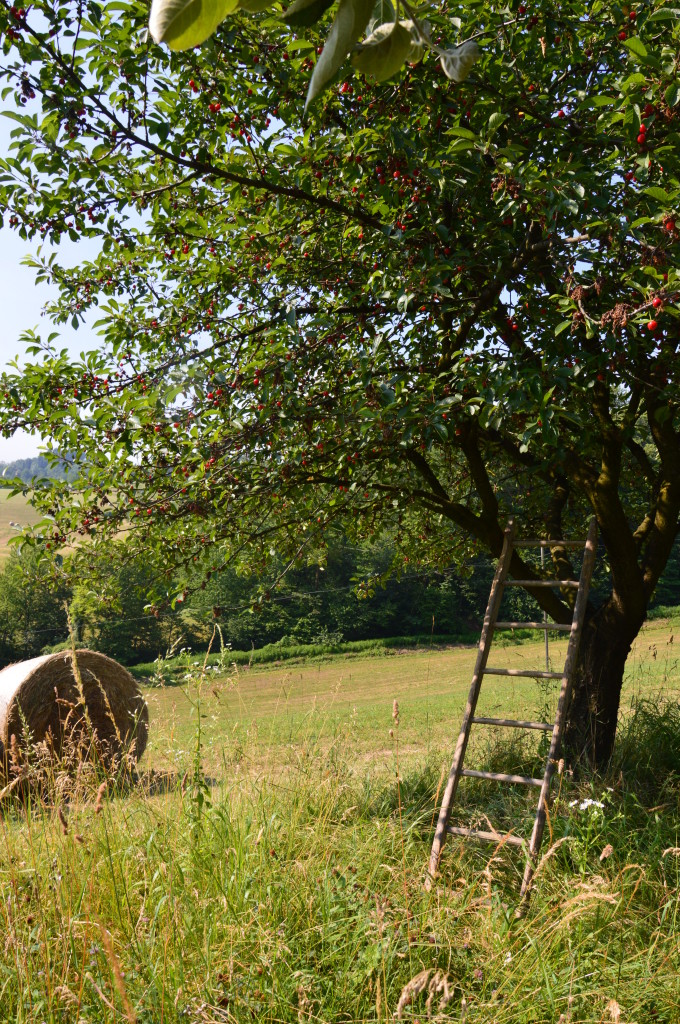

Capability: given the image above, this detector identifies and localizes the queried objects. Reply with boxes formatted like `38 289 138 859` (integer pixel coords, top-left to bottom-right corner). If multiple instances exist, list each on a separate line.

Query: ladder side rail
519 517 599 900
427 521 517 883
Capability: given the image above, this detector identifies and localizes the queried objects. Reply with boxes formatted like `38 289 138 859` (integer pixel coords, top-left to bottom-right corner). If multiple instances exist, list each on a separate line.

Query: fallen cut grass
0 618 679 1022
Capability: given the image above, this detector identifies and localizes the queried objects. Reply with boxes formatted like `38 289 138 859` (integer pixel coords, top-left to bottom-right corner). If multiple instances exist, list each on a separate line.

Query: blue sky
0 114 99 461
0 225 99 460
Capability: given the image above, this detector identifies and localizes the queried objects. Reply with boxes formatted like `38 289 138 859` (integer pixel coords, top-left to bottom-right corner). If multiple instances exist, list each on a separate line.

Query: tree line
0 455 77 484
1 532 679 670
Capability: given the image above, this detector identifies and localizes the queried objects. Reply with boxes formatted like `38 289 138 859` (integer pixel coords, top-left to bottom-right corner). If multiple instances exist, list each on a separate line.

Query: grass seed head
95 781 107 814
57 805 68 835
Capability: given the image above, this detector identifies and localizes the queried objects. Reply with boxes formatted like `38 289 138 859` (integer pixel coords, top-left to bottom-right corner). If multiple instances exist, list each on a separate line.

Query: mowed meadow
142 618 680 775
1 617 679 1023
0 492 42 559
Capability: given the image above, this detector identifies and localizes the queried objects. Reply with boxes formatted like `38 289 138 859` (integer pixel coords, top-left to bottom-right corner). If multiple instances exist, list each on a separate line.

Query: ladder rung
484 668 564 678
513 539 587 548
495 621 572 631
461 769 544 786
472 716 553 731
503 579 580 588
447 825 526 848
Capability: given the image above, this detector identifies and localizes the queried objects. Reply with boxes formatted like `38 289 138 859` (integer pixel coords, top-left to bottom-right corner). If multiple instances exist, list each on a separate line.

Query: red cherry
618 30 626 40
652 297 662 308
647 319 658 331
637 133 646 145
664 218 676 232
629 10 637 19
644 103 655 116
639 122 647 133
518 3 526 12
557 109 565 118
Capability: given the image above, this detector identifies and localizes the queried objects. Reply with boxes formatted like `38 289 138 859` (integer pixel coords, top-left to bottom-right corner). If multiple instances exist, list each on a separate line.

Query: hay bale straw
0 649 148 771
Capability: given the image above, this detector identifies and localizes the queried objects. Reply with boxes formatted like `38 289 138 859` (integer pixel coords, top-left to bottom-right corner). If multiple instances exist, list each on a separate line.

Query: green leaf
648 6 680 19
587 95 616 107
148 0 239 50
665 82 680 108
446 125 477 140
351 20 412 82
621 36 648 59
644 186 669 202
439 40 481 82
238 0 274 10
487 111 506 137
305 0 373 109
280 0 335 28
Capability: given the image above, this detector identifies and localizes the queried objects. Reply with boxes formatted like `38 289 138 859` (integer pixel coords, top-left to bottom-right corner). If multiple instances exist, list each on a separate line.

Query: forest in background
0 455 76 483
1 528 679 669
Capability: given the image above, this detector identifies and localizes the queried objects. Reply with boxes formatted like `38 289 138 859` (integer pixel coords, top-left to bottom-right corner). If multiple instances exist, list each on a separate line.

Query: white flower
569 798 605 811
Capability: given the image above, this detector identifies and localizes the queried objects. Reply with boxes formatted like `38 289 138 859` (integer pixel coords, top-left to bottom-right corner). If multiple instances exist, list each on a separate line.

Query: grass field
1 619 679 1022
141 616 680 775
0 491 42 560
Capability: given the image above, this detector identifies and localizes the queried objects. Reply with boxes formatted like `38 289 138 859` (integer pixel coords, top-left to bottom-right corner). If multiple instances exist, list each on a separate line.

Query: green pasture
0 617 679 1022
141 616 680 777
0 491 41 560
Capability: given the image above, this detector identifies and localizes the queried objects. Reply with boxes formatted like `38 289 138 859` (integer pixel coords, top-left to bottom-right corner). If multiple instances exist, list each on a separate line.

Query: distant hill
0 454 78 484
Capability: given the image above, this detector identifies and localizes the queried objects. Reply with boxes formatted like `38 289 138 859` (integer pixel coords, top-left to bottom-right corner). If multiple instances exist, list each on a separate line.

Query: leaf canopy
0 0 679 623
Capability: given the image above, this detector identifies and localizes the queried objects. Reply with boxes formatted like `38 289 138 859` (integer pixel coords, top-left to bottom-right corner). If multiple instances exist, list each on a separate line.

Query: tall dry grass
0 641 679 1022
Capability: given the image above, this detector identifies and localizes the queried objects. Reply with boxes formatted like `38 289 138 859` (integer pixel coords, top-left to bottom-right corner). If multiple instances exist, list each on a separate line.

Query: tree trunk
563 597 646 768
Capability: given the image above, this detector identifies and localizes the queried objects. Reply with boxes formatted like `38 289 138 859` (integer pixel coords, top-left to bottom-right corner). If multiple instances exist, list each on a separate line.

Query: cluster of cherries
636 103 656 147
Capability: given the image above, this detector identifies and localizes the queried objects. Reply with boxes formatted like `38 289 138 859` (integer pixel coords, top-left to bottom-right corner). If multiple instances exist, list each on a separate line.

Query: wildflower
569 798 604 811
606 999 622 1023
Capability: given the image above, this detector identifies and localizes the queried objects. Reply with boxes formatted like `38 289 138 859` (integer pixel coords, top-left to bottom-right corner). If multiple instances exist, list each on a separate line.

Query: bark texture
563 597 646 767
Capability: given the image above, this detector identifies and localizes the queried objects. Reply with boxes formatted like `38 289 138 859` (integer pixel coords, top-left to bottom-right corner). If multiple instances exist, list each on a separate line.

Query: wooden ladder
427 517 598 901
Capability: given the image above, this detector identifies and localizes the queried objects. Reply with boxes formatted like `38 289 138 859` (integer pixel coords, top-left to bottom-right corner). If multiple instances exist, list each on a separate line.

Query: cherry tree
1 0 679 764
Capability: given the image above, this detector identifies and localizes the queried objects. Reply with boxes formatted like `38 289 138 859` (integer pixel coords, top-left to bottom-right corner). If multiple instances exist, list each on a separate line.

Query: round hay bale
0 649 148 773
